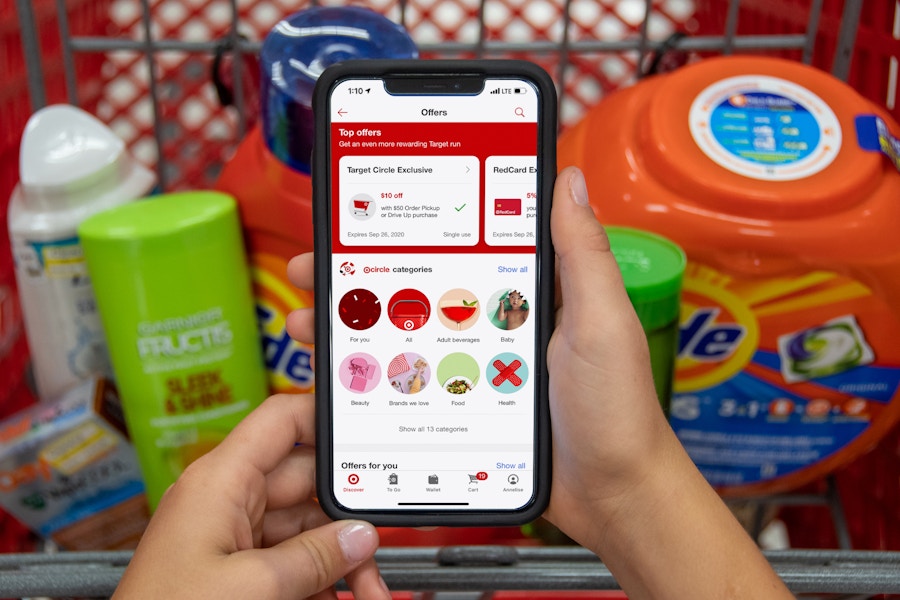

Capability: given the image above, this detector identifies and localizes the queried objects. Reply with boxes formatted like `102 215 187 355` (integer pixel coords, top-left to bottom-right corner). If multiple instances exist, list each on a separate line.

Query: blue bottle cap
260 6 418 173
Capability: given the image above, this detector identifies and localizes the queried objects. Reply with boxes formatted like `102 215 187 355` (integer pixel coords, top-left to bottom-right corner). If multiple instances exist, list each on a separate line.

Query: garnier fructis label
78 192 269 511
670 262 900 495
134 306 257 503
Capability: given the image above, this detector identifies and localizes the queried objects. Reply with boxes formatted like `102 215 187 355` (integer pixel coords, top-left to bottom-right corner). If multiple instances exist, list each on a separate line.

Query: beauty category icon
388 289 431 331
487 352 529 394
349 193 376 220
437 352 480 395
488 288 530 331
339 353 381 393
437 288 480 331
338 288 381 331
387 352 431 394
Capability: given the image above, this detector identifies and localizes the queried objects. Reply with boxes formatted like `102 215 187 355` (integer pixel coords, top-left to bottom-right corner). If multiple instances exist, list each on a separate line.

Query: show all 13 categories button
339 155 479 247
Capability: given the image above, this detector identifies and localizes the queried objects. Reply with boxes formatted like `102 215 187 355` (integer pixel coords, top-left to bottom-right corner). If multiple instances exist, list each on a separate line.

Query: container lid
607 226 686 331
638 55 883 219
18 104 156 211
259 5 418 173
78 191 239 254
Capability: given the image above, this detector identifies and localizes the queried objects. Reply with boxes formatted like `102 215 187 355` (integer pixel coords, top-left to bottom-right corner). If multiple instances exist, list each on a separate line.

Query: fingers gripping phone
312 60 556 526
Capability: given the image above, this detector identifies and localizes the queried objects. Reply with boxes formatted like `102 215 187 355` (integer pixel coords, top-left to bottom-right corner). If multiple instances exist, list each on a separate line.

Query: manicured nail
569 167 589 207
338 521 378 563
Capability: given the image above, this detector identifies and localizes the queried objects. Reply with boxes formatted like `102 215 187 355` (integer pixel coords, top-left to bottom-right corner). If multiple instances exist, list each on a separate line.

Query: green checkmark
455 203 466 211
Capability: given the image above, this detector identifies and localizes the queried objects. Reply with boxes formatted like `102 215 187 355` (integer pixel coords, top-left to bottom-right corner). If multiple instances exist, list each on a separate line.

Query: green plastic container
79 191 268 510
607 226 686 414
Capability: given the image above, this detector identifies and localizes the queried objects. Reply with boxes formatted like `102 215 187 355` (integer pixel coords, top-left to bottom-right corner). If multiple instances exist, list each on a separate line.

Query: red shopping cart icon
352 198 372 215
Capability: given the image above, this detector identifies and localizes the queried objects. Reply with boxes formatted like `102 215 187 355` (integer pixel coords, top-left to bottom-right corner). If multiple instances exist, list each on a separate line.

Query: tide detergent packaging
0 378 150 549
214 6 417 395
558 55 900 496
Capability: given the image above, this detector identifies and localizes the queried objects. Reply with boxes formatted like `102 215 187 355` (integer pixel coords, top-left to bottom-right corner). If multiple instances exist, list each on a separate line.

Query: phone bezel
312 59 556 526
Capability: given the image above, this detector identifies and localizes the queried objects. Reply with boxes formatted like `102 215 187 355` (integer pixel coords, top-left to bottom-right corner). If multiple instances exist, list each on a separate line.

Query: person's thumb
550 166 637 326
235 520 382 599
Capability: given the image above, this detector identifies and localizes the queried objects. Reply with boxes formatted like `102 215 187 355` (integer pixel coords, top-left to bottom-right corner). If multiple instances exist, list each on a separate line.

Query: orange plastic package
559 55 900 497
216 126 316 395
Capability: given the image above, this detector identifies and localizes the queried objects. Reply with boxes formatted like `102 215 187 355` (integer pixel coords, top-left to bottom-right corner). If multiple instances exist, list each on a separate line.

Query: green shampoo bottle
79 191 268 510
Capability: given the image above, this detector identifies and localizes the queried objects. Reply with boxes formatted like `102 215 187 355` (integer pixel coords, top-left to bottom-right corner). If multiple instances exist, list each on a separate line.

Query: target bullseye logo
388 289 431 331
348 473 360 485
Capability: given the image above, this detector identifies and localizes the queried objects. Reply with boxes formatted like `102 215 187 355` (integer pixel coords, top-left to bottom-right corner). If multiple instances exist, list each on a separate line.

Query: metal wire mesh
11 0 869 191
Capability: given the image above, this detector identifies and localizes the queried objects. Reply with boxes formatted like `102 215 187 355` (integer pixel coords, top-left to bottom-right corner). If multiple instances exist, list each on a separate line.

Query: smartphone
312 59 556 526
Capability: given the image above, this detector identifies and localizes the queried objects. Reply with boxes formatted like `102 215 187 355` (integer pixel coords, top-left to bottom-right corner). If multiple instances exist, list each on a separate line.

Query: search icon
514 107 525 118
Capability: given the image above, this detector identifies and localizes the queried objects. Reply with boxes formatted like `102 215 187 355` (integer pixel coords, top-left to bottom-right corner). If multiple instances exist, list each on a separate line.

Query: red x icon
492 359 523 387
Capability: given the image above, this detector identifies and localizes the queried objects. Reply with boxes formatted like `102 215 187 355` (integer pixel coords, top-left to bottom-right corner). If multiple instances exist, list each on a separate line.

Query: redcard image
494 198 522 216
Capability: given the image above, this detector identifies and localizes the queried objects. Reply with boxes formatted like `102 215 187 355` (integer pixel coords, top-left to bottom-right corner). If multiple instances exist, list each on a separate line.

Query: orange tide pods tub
559 55 900 497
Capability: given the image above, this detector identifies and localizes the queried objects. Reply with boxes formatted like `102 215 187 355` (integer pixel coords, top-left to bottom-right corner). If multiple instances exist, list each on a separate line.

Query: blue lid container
260 6 418 173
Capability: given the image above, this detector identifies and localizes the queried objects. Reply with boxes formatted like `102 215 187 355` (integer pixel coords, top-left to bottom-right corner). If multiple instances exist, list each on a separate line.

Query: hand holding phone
313 60 556 526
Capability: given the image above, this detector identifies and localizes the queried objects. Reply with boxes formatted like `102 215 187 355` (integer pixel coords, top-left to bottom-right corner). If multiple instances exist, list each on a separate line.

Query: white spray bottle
8 104 156 401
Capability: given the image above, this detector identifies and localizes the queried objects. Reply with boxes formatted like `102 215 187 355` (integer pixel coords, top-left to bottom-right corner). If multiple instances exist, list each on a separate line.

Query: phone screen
315 62 553 522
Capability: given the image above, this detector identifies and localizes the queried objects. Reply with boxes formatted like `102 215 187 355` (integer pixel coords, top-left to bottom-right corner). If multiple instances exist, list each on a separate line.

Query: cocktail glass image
438 288 480 331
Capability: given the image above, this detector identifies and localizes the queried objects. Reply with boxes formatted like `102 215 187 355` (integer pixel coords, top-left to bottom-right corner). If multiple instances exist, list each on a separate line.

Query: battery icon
513 87 526 94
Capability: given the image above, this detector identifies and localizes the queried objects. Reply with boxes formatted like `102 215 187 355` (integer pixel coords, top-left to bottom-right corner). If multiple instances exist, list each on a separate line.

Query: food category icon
437 352 480 395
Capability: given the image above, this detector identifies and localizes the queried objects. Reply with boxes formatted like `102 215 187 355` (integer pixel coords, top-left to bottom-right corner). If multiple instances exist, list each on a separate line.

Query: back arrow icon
337 108 348 117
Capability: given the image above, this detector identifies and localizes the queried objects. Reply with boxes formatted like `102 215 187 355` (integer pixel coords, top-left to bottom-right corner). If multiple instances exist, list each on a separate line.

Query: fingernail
380 576 391 596
338 522 378 564
569 167 590 207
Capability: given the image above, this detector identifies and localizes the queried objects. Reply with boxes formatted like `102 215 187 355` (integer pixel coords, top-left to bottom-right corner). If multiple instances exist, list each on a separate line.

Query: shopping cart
4 0 900 597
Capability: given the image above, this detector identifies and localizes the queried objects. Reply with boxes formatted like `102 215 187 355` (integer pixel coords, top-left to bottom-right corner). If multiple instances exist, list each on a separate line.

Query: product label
11 235 111 398
689 75 841 181
136 307 234 373
252 252 315 393
855 114 900 173
670 262 900 491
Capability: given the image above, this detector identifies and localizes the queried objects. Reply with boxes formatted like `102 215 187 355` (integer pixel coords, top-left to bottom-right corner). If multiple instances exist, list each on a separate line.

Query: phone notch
384 75 485 95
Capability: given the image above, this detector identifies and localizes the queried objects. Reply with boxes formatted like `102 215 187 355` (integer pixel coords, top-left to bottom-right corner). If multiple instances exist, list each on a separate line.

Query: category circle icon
387 352 431 394
338 288 381 330
487 352 529 394
388 289 431 331
438 288 480 331
339 352 381 394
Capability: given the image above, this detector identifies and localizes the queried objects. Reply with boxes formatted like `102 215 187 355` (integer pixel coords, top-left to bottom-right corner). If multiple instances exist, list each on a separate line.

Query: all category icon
388 289 431 331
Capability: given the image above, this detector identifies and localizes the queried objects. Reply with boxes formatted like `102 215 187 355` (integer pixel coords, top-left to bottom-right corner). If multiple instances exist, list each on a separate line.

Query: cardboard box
0 378 150 550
